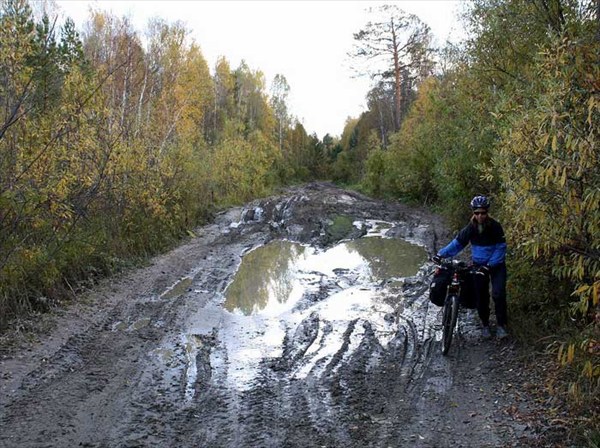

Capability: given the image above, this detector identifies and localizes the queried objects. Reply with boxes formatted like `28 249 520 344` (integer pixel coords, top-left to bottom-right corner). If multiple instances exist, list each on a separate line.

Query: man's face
473 208 488 224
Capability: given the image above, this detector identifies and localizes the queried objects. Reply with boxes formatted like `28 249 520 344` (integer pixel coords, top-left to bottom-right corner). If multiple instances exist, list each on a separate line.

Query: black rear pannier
459 271 477 309
430 267 478 309
429 268 451 306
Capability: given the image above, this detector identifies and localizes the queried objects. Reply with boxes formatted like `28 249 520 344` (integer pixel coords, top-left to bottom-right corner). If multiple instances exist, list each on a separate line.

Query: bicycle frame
447 270 462 296
433 259 471 355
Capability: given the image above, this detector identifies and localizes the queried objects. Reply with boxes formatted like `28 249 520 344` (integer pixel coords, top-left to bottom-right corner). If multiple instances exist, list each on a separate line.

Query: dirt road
0 183 535 447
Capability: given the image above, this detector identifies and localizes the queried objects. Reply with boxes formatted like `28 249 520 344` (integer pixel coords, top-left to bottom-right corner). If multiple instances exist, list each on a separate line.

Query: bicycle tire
441 295 460 355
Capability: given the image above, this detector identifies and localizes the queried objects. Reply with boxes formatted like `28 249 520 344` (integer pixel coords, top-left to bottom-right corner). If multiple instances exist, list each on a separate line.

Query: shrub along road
0 183 543 447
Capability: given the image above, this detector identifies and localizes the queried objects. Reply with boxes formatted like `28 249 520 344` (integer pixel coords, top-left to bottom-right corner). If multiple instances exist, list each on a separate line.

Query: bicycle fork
441 273 462 355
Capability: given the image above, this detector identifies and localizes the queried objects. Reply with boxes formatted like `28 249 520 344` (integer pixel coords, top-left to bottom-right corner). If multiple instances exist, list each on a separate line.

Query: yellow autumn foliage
0 3 307 328
496 38 599 315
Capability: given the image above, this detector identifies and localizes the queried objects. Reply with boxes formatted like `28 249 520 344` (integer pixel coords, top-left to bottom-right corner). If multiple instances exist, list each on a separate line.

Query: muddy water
223 240 308 315
161 276 193 299
224 237 427 315
186 225 429 392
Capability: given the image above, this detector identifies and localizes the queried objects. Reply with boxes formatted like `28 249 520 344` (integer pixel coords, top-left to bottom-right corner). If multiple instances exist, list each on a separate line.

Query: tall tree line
0 0 323 326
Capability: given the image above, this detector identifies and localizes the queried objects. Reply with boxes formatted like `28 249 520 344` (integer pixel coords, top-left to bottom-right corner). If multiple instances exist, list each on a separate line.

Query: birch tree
270 74 290 151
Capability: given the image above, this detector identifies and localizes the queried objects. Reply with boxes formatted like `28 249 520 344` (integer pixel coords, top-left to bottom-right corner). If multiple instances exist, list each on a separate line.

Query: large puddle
182 222 429 393
224 237 427 315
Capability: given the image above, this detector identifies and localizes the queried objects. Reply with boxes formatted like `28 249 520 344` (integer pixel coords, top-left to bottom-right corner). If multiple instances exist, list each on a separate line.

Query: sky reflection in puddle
224 236 426 316
184 227 428 393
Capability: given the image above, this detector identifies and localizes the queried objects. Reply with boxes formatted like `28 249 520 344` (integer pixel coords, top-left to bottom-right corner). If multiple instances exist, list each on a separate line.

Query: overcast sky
55 1 465 139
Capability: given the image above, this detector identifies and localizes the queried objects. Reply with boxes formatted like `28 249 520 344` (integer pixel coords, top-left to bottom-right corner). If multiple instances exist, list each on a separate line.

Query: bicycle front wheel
441 295 460 355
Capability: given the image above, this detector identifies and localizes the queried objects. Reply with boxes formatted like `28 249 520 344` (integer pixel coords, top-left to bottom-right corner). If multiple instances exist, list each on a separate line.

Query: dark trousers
474 263 508 327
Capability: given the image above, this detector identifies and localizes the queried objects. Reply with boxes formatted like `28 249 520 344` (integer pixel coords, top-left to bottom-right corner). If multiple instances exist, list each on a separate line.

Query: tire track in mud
0 183 528 448
105 245 254 448
0 215 248 447
169 298 440 448
0 279 205 447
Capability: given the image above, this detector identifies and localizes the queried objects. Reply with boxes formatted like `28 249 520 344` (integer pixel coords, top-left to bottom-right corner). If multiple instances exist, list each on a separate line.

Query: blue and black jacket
437 217 507 267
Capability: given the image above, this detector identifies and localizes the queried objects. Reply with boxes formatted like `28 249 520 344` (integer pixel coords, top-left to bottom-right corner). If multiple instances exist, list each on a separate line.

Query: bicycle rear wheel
441 295 460 355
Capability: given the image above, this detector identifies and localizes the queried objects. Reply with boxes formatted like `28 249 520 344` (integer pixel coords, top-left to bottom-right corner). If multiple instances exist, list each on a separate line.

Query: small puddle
183 334 201 401
112 318 151 332
161 277 193 299
130 317 151 330
152 347 175 363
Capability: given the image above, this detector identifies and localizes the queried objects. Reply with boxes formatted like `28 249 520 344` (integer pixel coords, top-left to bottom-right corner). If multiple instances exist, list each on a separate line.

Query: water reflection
224 241 308 315
161 277 193 299
224 237 427 316
346 237 428 281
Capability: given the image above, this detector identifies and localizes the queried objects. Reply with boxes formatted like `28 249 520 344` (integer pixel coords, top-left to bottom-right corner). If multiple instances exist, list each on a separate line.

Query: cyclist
435 195 508 339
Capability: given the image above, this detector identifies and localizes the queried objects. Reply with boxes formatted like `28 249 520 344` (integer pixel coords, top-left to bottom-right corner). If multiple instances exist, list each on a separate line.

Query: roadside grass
508 258 600 447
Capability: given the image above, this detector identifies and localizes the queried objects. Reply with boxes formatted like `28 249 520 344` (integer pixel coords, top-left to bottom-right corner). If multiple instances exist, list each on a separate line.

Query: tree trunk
135 69 147 139
391 18 402 132
596 0 600 42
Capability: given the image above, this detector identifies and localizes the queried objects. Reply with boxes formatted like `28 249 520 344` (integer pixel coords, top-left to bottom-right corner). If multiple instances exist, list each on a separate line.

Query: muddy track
0 183 534 448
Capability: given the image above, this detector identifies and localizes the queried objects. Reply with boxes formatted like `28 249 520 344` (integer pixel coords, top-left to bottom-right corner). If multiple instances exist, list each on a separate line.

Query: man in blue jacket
437 195 508 339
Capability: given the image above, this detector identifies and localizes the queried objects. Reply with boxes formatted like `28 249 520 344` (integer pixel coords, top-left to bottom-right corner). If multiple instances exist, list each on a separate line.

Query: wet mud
0 182 534 447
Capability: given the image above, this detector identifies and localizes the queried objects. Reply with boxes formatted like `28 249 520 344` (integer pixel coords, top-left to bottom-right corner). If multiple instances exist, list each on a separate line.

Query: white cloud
56 0 464 138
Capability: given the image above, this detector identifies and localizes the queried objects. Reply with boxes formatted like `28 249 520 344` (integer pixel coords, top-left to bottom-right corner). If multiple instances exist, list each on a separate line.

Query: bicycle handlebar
431 257 487 276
